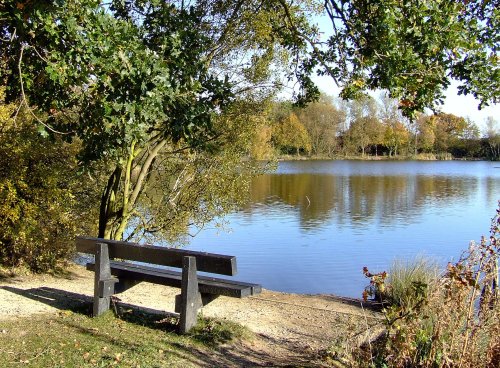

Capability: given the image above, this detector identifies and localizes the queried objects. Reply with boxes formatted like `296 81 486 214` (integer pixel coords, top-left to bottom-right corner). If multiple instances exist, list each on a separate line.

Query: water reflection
246 173 480 230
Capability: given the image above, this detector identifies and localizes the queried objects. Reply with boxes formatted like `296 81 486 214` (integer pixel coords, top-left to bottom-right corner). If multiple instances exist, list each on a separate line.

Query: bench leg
175 293 219 314
94 242 114 316
178 256 199 334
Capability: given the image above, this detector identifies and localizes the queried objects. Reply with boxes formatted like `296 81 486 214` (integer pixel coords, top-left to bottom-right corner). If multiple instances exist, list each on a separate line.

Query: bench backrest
75 236 237 276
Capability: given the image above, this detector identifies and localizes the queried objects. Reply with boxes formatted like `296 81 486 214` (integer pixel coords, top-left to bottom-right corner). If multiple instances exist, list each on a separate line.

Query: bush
0 90 99 272
363 257 438 309
362 205 500 367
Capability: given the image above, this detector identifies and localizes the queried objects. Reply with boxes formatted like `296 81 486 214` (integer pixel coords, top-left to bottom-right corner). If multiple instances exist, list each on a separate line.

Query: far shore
275 154 489 161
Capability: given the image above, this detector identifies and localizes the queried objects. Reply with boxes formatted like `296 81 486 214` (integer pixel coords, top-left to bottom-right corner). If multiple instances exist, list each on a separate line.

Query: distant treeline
253 94 500 160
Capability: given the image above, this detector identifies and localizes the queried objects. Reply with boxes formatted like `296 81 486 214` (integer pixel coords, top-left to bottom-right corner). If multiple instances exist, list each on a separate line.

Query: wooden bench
75 236 261 333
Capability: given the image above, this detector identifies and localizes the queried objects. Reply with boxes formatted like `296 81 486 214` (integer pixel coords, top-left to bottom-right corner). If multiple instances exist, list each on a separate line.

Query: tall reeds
360 204 500 367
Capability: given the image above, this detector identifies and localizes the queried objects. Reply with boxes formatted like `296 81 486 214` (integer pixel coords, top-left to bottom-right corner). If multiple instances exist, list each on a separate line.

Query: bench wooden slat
117 261 261 290
76 236 237 276
86 261 261 298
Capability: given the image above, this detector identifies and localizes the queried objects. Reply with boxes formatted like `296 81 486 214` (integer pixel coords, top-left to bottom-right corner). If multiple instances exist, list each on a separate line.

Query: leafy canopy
316 0 499 117
2 0 234 165
1 0 319 241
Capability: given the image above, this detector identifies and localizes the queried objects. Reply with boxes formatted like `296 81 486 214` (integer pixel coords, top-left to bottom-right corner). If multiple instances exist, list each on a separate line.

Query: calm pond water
185 160 500 298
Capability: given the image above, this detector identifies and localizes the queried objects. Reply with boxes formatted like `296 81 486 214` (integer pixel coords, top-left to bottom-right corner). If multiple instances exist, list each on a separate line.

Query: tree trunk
98 166 123 239
97 138 167 240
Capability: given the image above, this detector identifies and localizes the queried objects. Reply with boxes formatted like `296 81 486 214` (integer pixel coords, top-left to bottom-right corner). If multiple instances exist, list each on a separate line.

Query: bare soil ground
0 265 383 367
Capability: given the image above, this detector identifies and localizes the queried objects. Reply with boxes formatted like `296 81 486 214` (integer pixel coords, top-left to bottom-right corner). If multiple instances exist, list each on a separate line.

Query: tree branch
16 44 74 135
277 0 340 85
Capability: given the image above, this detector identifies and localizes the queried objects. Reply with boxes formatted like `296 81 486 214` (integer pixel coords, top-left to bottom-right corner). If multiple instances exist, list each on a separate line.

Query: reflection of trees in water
485 177 499 207
244 174 339 227
244 173 486 230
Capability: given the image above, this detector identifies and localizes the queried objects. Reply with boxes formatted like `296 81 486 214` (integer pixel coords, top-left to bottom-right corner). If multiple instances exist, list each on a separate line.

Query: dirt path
0 265 383 367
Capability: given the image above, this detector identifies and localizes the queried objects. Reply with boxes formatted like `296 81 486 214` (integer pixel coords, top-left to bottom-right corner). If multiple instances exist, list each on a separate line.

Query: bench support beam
178 256 199 334
114 279 141 294
93 242 117 316
174 293 219 314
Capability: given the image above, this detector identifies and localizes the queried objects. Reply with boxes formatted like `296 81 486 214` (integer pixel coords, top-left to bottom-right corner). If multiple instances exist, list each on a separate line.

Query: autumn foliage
0 89 98 272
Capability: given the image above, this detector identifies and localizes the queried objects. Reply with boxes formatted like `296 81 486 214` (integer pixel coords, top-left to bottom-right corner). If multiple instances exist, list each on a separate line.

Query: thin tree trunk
98 138 168 241
98 166 122 238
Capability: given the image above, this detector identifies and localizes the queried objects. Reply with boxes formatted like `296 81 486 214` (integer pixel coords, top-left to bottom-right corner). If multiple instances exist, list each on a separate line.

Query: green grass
188 315 251 348
0 305 251 368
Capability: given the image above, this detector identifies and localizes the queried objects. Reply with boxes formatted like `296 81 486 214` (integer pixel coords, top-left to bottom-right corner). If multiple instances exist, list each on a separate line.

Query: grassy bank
0 306 250 368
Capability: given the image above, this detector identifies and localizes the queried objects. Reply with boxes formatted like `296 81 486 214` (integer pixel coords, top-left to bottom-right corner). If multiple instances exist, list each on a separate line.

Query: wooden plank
109 262 258 297
86 262 261 298
76 236 237 276
115 261 262 296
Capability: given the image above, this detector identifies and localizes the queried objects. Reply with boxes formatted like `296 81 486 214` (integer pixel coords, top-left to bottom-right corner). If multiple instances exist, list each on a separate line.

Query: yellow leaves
250 122 274 160
0 181 23 225
272 112 312 154
0 96 97 272
0 87 17 135
352 79 365 88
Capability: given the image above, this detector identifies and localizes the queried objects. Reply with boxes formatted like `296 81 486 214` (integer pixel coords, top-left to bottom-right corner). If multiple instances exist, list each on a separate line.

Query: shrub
363 257 438 309
0 90 99 272
362 205 500 367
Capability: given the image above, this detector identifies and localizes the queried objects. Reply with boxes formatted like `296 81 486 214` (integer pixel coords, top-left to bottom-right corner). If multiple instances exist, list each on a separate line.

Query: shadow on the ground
1 286 94 314
0 286 182 323
215 333 330 368
1 286 330 367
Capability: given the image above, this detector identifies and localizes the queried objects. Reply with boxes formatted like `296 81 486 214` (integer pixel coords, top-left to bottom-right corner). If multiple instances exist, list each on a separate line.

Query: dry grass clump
360 205 500 368
386 257 439 310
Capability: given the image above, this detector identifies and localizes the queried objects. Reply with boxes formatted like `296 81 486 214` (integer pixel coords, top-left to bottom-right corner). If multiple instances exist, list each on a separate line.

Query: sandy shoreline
0 264 383 366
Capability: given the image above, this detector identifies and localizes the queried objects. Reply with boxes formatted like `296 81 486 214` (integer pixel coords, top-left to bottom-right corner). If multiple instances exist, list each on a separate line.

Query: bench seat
86 261 261 298
76 236 261 333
